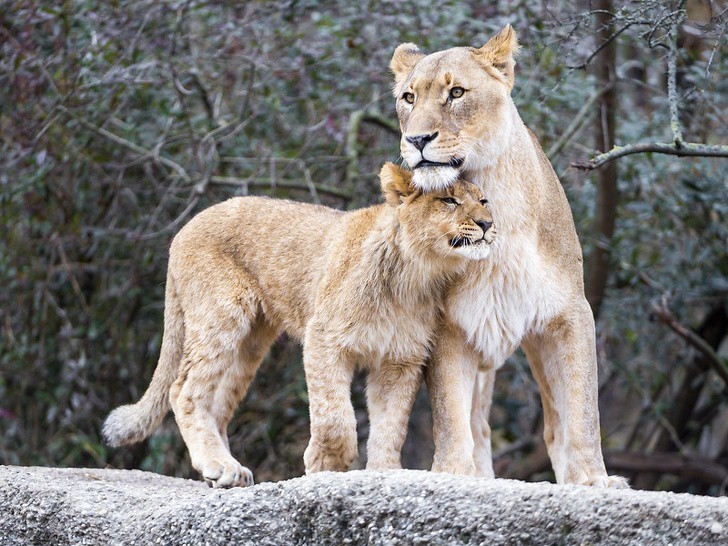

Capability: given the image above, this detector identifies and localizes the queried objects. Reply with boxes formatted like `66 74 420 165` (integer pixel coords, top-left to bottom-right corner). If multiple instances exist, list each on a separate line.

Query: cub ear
390 43 425 93
380 162 414 206
475 24 520 90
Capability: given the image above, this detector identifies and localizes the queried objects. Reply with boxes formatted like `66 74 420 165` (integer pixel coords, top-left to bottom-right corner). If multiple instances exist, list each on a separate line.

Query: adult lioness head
380 162 496 261
390 25 519 191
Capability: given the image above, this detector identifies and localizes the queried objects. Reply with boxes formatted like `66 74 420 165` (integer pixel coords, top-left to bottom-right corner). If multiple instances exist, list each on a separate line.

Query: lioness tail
102 276 184 447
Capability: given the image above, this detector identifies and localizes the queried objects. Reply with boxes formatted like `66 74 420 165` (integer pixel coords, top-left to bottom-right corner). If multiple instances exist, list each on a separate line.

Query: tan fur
391 25 627 487
103 163 496 488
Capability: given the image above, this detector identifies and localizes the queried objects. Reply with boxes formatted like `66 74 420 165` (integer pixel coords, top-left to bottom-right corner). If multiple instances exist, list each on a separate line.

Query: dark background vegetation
1 0 726 494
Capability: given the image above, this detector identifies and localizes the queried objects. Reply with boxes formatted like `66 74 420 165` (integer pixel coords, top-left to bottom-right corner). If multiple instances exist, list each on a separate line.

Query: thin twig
650 296 728 389
57 105 191 182
547 82 613 160
139 193 201 241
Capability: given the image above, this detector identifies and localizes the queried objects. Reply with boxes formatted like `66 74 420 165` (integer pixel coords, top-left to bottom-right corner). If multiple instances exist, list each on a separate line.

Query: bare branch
572 6 728 170
571 140 728 170
345 110 365 192
209 175 352 200
650 297 728 390
667 9 686 147
605 449 728 486
362 112 400 135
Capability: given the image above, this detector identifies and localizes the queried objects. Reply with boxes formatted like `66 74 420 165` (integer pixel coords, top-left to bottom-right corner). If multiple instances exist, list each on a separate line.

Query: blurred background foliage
1 0 726 493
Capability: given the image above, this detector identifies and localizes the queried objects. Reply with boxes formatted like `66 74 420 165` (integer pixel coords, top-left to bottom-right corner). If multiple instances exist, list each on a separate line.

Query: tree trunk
586 0 618 319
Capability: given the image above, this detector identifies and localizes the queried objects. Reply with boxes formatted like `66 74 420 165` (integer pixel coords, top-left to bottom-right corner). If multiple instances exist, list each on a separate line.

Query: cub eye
440 197 459 206
449 87 465 99
479 198 489 206
402 92 415 104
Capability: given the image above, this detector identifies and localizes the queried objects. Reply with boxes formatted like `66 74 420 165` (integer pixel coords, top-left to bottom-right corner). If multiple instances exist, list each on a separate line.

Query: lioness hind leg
471 368 496 479
522 299 628 488
366 360 423 470
303 337 358 473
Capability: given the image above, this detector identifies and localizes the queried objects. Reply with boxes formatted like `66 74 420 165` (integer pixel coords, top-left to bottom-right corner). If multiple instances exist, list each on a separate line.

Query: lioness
390 25 626 486
103 163 496 488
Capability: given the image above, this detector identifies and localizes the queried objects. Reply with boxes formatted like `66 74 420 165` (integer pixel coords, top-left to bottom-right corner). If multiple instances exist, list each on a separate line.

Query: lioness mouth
450 237 485 249
415 157 464 169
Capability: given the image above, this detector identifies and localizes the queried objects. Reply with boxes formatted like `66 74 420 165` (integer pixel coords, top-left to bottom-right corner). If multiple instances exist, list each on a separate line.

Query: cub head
380 162 496 261
390 25 520 191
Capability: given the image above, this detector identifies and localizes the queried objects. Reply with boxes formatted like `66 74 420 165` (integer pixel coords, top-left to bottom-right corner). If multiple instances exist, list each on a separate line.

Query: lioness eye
479 198 489 205
449 87 465 99
402 92 415 104
440 197 459 206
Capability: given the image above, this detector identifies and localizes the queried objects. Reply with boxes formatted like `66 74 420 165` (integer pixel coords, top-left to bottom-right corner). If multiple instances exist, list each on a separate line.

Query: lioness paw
588 474 630 489
431 456 477 476
199 458 254 488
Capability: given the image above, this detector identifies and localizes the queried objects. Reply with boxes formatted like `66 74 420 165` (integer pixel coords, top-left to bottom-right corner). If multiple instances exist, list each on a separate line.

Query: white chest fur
448 233 566 367
449 165 568 367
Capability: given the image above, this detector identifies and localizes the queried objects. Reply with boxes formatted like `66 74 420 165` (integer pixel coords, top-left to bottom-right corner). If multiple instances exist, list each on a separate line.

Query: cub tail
102 276 184 447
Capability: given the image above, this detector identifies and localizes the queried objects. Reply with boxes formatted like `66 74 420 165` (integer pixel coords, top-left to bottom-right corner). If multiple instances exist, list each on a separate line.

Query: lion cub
103 163 495 487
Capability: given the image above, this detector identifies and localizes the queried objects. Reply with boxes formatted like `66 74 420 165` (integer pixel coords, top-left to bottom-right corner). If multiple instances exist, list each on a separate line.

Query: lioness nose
475 220 493 234
406 132 439 152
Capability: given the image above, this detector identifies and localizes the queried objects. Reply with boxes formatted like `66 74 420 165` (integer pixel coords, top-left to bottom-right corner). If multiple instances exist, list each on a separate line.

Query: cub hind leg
366 359 423 470
169 290 278 488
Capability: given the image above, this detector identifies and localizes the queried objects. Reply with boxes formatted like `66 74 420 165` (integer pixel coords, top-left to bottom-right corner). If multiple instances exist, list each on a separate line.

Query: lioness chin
391 25 627 487
103 162 495 488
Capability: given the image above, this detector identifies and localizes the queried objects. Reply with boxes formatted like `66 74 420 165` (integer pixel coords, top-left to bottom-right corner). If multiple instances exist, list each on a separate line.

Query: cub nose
475 220 493 234
406 132 439 152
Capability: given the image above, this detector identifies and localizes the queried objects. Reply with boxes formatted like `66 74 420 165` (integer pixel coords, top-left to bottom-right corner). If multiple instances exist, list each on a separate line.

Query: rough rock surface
1 465 727 545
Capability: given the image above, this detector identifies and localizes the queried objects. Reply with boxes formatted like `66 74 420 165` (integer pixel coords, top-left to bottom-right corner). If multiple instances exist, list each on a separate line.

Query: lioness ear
476 24 520 90
380 162 414 206
390 43 425 93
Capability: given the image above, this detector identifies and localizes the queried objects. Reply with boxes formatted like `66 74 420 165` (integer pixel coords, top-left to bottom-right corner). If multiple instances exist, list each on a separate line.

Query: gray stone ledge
1 465 727 545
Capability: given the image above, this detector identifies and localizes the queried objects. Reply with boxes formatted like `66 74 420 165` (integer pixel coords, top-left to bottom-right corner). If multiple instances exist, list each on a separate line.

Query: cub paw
304 441 356 474
199 458 254 488
366 458 402 471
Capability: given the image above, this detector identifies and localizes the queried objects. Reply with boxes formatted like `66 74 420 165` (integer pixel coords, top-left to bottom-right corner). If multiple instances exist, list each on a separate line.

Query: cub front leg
366 359 423 470
426 318 479 476
471 368 496 479
303 332 358 473
522 298 628 488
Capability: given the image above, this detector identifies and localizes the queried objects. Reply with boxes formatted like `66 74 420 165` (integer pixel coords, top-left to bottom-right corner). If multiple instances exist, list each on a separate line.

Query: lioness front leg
366 360 423 470
303 337 358 473
522 298 628 488
426 318 479 476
